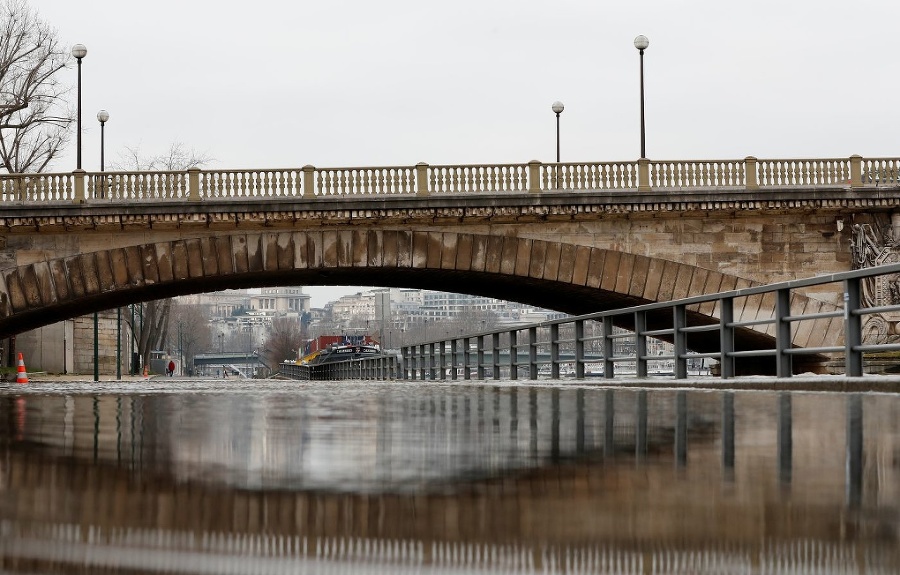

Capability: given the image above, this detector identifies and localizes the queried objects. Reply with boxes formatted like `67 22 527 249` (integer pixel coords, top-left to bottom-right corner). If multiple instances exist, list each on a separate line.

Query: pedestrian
223 365 227 378
168 360 175 377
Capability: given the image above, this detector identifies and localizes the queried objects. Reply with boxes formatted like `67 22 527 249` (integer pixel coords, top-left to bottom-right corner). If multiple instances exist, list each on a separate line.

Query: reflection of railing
1 155 896 203
402 262 900 381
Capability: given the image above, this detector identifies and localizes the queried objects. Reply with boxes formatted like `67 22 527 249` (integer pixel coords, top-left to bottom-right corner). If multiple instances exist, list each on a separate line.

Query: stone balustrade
0 155 898 203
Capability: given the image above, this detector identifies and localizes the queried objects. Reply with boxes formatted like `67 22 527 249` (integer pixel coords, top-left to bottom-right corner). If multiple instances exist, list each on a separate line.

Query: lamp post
98 109 115 378
71 44 87 170
634 35 649 159
551 101 564 163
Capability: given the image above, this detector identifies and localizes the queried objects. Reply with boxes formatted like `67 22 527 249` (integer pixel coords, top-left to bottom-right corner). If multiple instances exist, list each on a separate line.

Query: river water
1 378 898 574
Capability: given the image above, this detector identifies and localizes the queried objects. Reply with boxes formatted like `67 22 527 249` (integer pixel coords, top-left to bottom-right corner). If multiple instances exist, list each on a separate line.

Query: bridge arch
0 229 841 355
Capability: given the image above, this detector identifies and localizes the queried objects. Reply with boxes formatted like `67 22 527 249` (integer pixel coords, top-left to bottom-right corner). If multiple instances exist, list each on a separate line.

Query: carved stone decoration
850 213 900 343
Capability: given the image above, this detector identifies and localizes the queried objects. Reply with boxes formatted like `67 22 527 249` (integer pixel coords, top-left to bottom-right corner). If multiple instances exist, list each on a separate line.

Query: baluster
429 167 440 193
356 169 367 195
256 170 266 197
404 167 413 193
778 161 788 185
368 168 377 194
387 168 395 194
346 169 357 195
280 170 290 196
446 167 456 193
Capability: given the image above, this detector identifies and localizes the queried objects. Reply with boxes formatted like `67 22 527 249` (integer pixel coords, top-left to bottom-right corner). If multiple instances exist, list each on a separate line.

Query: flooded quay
1 378 898 574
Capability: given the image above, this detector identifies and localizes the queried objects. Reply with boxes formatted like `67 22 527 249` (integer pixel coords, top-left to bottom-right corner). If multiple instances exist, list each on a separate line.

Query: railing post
637 158 651 191
775 288 792 377
302 165 316 198
73 170 86 203
416 162 430 196
635 311 648 377
744 156 758 190
477 335 486 380
492 332 501 380
188 167 201 201
673 304 688 379
528 160 542 193
528 326 538 380
849 154 863 187
550 323 560 379
719 297 735 379
428 342 436 380
509 329 518 380
602 318 614 379
575 319 585 379
844 278 863 377
463 337 472 380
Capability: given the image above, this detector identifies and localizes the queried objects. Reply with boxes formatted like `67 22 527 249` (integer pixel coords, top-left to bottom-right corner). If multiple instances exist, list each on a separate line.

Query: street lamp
97 109 115 378
551 101 564 163
633 35 649 159
71 44 87 170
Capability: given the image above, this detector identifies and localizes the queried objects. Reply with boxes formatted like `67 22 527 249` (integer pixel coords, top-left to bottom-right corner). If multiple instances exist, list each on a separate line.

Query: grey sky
34 0 900 306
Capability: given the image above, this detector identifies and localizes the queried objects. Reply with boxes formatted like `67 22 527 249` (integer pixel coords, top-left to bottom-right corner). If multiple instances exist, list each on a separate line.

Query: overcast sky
34 0 900 306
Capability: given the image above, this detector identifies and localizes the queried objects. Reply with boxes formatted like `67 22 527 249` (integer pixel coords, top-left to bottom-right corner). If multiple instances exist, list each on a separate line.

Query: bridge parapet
2 155 899 203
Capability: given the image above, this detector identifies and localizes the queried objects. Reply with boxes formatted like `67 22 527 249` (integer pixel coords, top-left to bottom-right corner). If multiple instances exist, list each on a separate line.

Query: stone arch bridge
2 154 899 366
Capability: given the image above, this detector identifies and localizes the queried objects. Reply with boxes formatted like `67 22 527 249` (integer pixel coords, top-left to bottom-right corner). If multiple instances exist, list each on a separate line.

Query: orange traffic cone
143 364 149 380
16 352 28 384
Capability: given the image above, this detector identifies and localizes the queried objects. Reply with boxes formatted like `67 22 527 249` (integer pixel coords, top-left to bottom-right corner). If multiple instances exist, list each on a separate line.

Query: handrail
400 262 900 380
0 155 893 203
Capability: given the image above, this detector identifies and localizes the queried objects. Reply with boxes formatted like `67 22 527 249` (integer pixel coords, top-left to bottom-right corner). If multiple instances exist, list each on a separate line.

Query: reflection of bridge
3 155 900 373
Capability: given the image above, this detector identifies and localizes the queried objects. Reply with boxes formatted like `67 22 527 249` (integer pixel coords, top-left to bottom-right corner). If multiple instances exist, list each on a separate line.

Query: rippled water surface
1 378 898 574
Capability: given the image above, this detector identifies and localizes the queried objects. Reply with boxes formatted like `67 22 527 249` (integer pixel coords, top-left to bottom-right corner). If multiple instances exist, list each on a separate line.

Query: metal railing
0 155 895 203
400 263 900 380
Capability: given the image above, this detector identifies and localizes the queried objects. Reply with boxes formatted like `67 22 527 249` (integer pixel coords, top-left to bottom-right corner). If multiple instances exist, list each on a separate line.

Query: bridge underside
0 230 840 373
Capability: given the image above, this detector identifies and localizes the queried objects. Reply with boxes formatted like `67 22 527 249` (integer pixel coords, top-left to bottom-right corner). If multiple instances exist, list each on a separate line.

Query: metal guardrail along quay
385 263 900 383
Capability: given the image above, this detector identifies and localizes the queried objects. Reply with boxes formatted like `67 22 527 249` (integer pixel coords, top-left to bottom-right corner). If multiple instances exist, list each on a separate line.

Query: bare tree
261 316 303 368
111 142 210 171
0 0 73 173
165 303 211 375
122 299 170 374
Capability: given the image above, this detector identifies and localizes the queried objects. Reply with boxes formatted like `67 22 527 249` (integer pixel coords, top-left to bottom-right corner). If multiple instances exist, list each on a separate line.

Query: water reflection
1 380 898 573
